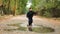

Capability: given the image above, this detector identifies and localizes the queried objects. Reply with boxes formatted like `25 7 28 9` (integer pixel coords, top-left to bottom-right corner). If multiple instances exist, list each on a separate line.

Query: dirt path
0 15 60 34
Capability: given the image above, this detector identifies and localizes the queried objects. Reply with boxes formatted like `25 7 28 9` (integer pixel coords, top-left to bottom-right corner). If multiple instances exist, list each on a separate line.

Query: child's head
29 8 32 11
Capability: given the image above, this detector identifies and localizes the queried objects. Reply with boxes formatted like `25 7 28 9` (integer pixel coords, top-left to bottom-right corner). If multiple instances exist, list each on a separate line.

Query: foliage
32 0 60 17
0 0 28 15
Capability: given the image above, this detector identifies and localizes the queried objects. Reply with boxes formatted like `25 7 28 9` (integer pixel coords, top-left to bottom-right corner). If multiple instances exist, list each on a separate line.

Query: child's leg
29 18 33 26
28 18 33 31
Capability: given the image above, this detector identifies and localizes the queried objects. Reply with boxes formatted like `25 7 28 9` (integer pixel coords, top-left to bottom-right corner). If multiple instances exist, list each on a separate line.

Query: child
26 8 36 26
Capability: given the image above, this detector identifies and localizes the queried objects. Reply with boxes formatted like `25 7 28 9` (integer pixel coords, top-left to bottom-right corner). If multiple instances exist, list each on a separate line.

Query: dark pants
28 17 33 26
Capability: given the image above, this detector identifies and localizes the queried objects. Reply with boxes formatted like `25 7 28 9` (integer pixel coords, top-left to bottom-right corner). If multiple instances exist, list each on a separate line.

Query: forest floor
0 15 60 34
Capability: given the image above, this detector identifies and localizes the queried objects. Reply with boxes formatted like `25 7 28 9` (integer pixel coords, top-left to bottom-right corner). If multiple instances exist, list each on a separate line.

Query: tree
0 0 28 15
32 0 60 17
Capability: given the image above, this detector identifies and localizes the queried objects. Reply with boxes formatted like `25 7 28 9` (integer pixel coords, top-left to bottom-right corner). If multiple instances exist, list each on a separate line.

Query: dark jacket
27 11 36 18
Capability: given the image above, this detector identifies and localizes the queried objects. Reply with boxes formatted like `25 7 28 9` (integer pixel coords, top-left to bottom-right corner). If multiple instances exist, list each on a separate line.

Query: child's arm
33 11 37 15
26 12 29 18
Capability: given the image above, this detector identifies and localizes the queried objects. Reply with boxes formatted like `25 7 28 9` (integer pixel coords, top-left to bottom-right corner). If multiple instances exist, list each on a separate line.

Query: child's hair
29 7 32 9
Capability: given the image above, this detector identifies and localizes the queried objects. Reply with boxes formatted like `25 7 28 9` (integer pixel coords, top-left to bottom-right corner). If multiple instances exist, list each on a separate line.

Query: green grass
6 23 27 31
7 23 20 27
32 27 54 33
4 27 27 31
17 26 27 31
6 23 54 33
